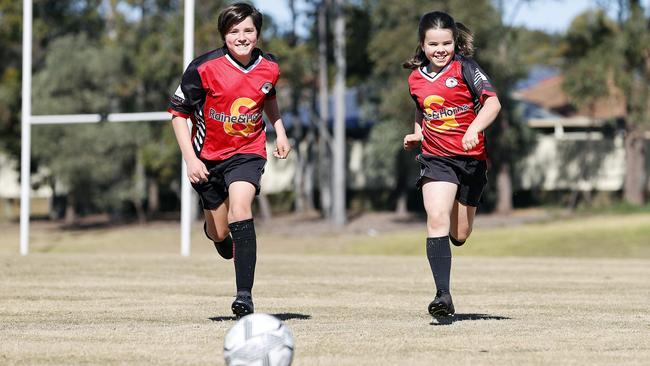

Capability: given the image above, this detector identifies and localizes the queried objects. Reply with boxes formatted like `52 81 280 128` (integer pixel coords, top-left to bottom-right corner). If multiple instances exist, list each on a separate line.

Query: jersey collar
418 56 456 82
224 47 263 73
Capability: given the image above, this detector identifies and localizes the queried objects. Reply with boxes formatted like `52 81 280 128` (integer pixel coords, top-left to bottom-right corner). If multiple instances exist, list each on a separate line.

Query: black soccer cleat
204 222 233 259
231 294 254 319
428 290 455 317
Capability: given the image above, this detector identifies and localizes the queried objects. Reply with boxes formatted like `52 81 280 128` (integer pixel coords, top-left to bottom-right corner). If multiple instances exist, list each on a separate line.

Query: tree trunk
303 120 316 213
623 129 646 205
495 162 513 214
147 179 159 214
293 143 305 213
394 149 409 216
317 0 332 218
256 194 272 221
133 151 147 224
65 193 76 225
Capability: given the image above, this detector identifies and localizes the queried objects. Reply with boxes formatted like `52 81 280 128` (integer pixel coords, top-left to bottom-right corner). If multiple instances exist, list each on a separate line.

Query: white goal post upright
20 0 195 256
20 0 32 256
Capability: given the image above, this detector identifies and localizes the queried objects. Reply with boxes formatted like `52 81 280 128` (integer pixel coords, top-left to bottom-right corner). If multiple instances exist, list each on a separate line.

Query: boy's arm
263 99 291 159
171 116 209 182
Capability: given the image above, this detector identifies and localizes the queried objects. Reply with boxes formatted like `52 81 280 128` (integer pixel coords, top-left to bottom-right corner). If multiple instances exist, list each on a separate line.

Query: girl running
403 11 501 317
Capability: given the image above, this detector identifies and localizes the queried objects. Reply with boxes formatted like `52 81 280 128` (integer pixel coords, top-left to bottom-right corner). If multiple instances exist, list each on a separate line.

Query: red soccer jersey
168 47 280 161
408 54 497 160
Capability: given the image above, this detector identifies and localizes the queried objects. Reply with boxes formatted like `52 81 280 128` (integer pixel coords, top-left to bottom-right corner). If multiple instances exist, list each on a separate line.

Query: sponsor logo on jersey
445 77 458 88
422 95 470 133
208 97 261 137
260 82 273 94
171 85 186 106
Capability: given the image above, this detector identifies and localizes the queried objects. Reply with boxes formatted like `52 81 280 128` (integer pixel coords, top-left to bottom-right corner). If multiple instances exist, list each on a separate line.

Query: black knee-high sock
426 236 452 292
229 218 256 295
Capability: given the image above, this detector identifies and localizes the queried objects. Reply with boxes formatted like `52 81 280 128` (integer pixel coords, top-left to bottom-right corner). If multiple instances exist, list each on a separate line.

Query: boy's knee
228 205 252 223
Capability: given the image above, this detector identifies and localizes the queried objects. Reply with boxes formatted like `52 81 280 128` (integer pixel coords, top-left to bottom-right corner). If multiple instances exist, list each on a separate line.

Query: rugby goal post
20 0 196 256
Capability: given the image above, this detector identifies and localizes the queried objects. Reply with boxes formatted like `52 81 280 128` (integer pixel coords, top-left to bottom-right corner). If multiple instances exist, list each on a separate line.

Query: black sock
426 236 451 292
229 218 256 295
449 235 465 247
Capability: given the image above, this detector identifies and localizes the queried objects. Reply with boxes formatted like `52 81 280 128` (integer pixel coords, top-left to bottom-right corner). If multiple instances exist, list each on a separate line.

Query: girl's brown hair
402 11 474 70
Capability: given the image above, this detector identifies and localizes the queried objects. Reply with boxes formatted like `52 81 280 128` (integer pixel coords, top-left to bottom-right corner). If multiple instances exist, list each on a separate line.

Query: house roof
515 74 627 120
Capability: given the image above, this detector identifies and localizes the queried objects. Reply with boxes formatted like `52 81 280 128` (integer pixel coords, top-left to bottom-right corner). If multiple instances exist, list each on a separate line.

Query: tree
562 1 650 205
30 34 144 223
0 0 23 159
482 0 537 213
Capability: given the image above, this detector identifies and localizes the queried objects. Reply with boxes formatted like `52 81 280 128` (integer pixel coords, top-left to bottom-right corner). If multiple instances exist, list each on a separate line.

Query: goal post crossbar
30 112 171 125
20 0 196 256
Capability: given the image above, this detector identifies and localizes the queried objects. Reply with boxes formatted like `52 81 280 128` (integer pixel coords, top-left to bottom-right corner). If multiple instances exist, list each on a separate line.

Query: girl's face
421 28 455 72
224 16 258 64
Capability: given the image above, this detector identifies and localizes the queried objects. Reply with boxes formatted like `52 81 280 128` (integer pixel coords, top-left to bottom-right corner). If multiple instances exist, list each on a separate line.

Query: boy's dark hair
218 2 263 41
402 11 474 70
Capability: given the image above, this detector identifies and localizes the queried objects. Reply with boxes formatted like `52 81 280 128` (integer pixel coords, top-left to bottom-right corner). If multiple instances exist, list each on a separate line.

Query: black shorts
415 154 488 207
191 154 266 210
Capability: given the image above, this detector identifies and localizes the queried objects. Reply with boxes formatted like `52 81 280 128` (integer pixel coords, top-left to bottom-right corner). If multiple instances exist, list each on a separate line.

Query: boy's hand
273 135 291 159
186 157 209 184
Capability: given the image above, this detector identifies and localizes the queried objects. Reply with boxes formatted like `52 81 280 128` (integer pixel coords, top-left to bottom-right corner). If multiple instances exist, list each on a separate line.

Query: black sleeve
168 63 206 117
460 57 496 104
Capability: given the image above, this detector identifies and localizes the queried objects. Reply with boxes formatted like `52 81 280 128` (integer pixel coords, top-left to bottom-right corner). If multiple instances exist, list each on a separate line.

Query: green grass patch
345 212 650 258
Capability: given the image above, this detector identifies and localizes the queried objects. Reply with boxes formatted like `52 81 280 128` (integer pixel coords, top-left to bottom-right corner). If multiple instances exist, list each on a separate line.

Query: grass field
1 211 649 365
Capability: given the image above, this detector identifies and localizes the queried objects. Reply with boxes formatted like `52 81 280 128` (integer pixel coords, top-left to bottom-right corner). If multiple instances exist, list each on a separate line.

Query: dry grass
1 212 649 364
1 253 649 365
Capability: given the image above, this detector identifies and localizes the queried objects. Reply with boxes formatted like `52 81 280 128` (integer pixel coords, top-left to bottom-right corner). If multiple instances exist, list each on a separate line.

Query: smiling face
224 16 258 65
421 28 455 73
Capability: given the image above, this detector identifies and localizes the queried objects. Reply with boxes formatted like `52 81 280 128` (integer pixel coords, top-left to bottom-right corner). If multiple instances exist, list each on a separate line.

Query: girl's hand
403 133 423 150
461 126 479 151
273 135 291 159
186 157 209 184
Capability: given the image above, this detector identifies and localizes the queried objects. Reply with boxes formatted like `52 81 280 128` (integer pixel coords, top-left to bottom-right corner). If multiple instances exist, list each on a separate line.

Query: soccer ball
224 313 294 366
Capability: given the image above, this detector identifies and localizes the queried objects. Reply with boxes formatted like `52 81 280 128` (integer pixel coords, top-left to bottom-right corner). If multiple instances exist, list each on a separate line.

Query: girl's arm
263 99 291 159
462 96 501 151
171 116 209 183
403 108 424 150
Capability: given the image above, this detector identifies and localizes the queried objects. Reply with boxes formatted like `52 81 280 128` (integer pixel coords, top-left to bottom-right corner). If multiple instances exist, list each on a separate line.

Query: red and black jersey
168 47 279 161
408 54 497 160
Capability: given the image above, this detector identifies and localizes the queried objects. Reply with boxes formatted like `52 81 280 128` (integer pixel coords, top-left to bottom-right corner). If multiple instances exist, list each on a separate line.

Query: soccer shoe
428 290 455 317
231 294 254 319
204 222 233 259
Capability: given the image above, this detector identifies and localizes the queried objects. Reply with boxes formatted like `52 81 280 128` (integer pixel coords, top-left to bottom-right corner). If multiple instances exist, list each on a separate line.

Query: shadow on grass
430 313 510 326
209 313 312 322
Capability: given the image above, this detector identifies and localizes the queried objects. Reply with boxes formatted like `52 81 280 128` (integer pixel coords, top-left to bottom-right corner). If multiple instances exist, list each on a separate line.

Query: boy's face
421 28 455 72
224 16 258 62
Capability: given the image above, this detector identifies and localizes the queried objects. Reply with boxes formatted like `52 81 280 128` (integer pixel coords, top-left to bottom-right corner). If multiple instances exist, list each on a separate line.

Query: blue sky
253 0 622 34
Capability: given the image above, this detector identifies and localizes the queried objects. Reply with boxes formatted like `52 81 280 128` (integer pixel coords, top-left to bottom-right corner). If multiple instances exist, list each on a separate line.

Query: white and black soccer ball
224 313 294 366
